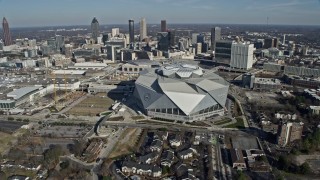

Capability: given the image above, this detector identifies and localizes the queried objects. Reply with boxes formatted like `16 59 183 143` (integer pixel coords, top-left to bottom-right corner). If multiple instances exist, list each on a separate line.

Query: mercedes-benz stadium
133 63 229 122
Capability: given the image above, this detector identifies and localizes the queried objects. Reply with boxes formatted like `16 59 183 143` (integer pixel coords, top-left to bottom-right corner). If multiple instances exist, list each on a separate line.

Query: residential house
161 150 175 167
178 148 197 160
122 161 162 178
169 134 182 147
138 152 160 164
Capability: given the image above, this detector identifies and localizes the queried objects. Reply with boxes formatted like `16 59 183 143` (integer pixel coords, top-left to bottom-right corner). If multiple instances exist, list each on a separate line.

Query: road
216 143 226 180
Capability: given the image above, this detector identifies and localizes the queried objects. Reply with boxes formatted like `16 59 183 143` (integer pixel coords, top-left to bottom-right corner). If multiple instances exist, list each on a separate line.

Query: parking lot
35 125 91 138
0 120 27 133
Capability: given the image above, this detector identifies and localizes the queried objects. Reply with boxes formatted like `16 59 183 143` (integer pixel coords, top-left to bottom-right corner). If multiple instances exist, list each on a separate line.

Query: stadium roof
135 63 229 116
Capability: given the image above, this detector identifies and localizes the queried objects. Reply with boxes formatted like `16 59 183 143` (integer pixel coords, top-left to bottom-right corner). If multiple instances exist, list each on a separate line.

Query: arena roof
135 63 229 116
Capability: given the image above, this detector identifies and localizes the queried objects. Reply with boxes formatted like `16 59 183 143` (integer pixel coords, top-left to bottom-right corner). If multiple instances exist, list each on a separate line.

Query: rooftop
254 78 281 85
7 86 41 100
52 70 86 75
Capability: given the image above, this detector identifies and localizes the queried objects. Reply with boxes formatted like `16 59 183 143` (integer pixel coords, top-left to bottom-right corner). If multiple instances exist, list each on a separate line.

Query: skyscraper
91 17 100 44
129 19 135 45
2 17 12 46
211 27 221 51
161 20 167 32
230 43 255 70
55 35 65 53
111 28 120 37
157 32 170 51
140 18 147 41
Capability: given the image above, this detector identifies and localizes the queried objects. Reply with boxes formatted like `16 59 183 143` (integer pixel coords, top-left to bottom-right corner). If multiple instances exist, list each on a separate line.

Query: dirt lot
0 132 15 154
0 128 29 155
108 128 142 159
66 94 114 116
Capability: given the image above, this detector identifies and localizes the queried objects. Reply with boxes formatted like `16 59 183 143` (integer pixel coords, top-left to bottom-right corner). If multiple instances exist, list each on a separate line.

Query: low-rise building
121 161 162 178
119 59 160 75
7 86 42 106
160 150 174 167
0 100 15 110
138 152 160 164
169 134 182 147
230 148 247 170
149 139 163 152
277 121 304 147
253 78 281 91
177 148 197 160
310 106 320 115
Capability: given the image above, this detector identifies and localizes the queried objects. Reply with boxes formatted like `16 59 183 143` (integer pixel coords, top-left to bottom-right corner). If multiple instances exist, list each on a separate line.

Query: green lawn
100 111 112 116
214 118 232 125
223 117 245 129
132 116 145 120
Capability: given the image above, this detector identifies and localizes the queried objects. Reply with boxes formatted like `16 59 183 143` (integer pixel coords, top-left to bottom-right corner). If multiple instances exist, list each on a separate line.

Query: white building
140 18 147 40
111 28 120 37
230 43 255 70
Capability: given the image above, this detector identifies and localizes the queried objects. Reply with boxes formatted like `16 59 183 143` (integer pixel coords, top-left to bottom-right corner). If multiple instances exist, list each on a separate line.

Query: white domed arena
133 63 229 122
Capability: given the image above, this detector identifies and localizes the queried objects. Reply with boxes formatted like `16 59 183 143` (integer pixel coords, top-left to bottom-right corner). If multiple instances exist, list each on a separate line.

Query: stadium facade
134 63 229 122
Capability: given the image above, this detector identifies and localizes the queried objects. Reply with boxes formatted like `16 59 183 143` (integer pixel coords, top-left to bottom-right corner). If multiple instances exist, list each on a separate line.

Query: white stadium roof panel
164 91 205 115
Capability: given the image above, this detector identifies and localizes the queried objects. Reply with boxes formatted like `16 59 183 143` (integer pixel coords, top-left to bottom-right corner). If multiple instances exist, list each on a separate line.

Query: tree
236 171 247 180
0 171 7 180
43 145 65 169
299 162 311 174
278 155 289 171
162 166 170 174
7 148 26 162
59 161 70 169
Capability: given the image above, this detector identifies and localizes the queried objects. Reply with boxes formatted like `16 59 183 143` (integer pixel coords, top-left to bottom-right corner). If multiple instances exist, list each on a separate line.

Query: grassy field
0 132 15 154
67 95 114 116
108 128 141 159
2 167 37 179
224 117 245 129
214 118 232 125
132 116 145 120
0 128 30 155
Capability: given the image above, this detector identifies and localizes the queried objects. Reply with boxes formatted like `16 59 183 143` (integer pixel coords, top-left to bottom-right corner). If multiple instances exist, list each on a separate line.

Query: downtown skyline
0 0 319 27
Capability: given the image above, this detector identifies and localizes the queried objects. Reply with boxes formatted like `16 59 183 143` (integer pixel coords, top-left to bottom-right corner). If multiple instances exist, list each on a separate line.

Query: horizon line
4 22 320 29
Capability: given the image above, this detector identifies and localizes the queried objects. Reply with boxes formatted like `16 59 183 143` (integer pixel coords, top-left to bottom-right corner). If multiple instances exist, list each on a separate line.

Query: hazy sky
0 0 320 27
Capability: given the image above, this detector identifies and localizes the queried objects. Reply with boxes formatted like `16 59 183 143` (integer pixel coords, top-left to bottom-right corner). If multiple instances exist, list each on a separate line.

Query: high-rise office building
273 38 279 48
0 40 3 50
129 19 135 45
161 20 167 32
277 122 303 147
64 44 73 58
196 43 202 54
111 28 120 37
211 27 221 51
264 38 279 49
140 18 147 41
169 30 176 46
157 32 170 51
91 17 100 44
191 33 200 44
230 43 255 70
215 40 233 59
55 35 65 53
2 17 12 46
197 34 205 44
